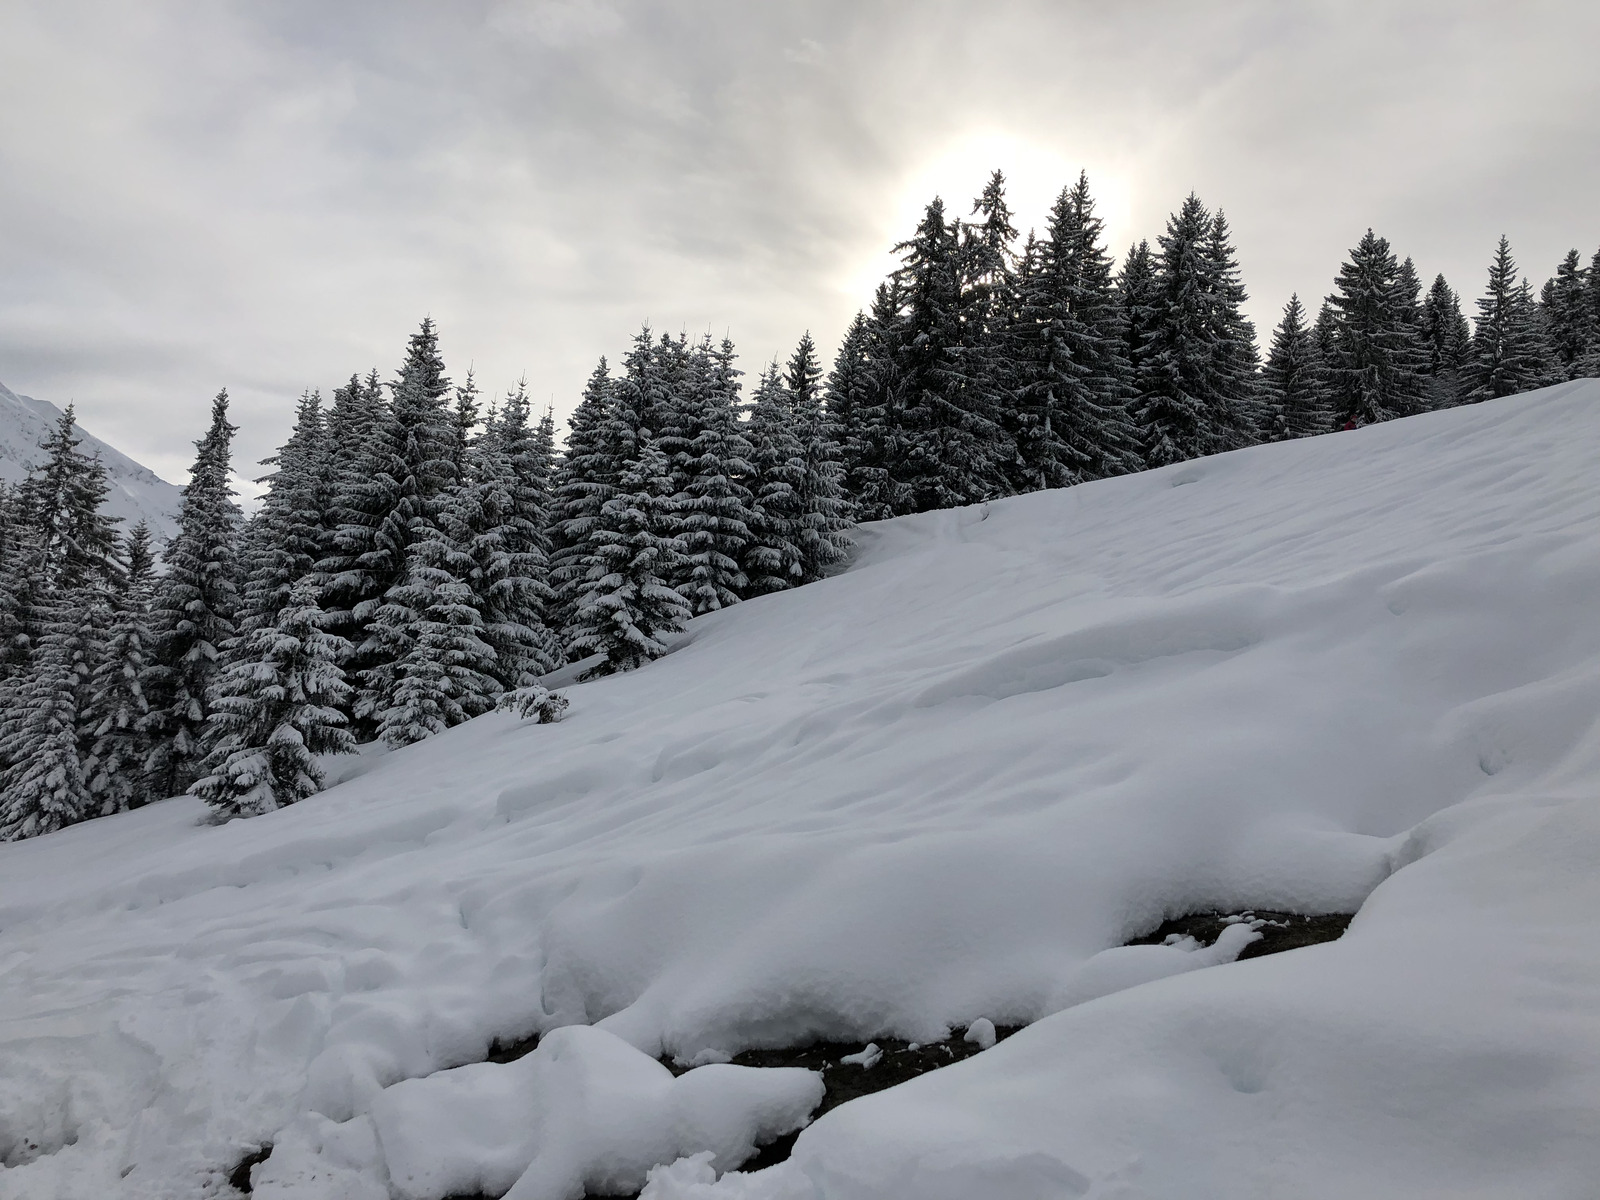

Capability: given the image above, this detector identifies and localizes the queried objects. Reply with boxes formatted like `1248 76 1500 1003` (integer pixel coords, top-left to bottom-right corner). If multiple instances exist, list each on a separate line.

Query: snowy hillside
4 381 1600 1199
0 379 182 541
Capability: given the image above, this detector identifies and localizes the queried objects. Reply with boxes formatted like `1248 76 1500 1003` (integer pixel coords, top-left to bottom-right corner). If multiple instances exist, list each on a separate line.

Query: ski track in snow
3 383 1600 1198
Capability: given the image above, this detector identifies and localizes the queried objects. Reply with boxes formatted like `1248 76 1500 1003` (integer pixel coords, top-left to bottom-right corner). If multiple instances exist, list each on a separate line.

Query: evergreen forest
3 170 1597 841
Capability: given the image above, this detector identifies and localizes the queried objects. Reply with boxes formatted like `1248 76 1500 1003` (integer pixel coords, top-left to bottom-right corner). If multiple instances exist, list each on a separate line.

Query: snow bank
4 382 1600 1198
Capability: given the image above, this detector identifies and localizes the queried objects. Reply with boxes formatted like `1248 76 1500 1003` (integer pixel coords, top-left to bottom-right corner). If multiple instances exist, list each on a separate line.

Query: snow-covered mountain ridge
2 381 1600 1198
0 379 181 541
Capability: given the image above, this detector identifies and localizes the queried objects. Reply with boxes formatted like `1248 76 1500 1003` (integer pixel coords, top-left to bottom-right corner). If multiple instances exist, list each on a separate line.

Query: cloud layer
2 0 1597 479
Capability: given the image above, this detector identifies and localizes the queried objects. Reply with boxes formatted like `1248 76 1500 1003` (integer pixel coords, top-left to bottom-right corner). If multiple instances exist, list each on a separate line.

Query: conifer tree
142 390 241 798
348 321 460 731
566 442 690 676
1004 174 1140 490
1133 195 1247 465
1203 210 1264 442
1115 240 1159 411
1542 250 1594 379
674 337 754 613
742 363 807 595
1321 229 1429 425
317 370 390 659
1420 274 1472 406
84 522 155 814
1262 295 1329 439
376 533 500 746
1467 236 1556 401
839 284 909 520
549 359 619 645
785 334 855 582
450 380 563 690
892 198 1005 511
0 590 97 839
191 579 354 817
824 313 872 491
238 390 330 635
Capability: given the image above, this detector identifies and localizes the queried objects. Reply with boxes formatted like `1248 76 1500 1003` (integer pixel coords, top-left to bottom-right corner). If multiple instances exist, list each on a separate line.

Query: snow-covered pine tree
83 522 156 814
451 379 563 691
1542 250 1594 380
784 332 854 583
673 337 754 614
840 284 909 520
448 368 482 478
741 362 807 596
1321 229 1429 425
1202 210 1263 444
1467 237 1556 401
892 197 1005 512
142 390 242 798
191 578 354 817
1262 294 1329 439
1420 274 1473 407
1004 173 1141 491
1132 195 1227 466
824 312 872 499
349 321 460 732
237 390 330 636
16 405 123 598
317 369 390 665
0 483 26 683
549 358 620 648
1115 240 1159 419
375 529 501 746
0 589 98 839
566 441 690 677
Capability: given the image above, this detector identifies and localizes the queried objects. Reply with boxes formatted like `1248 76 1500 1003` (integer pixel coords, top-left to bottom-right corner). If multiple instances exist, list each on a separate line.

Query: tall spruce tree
1467 237 1555 401
1321 229 1429 425
892 198 1005 511
1004 173 1140 490
84 522 155 815
142 390 240 798
238 390 330 636
0 590 98 839
1133 195 1251 465
742 363 807 596
566 442 690 676
674 337 754 613
191 578 354 817
1203 210 1264 442
784 332 855 582
451 380 563 690
1420 273 1473 407
1542 250 1594 379
549 358 620 648
1262 294 1329 439
348 321 460 732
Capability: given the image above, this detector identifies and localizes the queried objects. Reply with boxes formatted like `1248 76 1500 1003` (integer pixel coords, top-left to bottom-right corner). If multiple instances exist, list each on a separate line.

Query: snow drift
3 381 1600 1199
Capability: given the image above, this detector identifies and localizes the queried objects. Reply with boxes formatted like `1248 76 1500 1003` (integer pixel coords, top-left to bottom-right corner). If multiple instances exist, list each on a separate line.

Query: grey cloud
1 0 1597 479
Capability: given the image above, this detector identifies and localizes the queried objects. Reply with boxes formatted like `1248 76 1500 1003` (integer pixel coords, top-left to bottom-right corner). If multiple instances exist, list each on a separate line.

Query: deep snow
3 382 1600 1199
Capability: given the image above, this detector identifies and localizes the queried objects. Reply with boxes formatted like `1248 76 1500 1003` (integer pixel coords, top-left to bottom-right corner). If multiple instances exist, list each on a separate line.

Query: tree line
1 168 1595 842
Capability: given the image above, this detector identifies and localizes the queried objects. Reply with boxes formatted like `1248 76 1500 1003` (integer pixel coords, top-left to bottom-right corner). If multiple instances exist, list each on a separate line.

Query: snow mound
4 382 1600 1198
0 379 182 541
255 1025 819 1200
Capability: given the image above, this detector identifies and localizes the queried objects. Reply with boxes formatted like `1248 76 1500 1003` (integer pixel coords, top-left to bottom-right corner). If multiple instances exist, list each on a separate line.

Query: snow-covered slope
4 382 1600 1199
0 379 182 541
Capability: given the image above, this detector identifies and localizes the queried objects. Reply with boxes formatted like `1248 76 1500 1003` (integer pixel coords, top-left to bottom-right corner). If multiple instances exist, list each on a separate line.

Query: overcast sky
2 0 1597 483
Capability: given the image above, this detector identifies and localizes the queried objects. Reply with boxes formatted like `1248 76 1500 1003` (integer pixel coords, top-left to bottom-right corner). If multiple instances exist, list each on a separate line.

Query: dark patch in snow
485 1030 541 1063
1126 909 1355 958
227 1143 272 1194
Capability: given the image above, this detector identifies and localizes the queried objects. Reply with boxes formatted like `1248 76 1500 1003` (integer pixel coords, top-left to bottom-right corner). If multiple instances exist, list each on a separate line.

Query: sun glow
842 129 1137 305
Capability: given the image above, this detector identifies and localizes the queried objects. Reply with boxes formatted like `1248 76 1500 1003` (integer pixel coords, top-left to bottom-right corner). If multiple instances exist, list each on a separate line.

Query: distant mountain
0 378 183 542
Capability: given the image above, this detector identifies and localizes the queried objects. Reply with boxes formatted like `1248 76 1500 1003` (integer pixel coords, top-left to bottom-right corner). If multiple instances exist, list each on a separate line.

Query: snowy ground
4 381 1600 1199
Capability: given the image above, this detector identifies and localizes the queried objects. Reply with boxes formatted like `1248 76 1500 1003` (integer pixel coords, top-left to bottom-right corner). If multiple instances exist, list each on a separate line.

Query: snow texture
4 382 1600 1198
0 380 182 541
